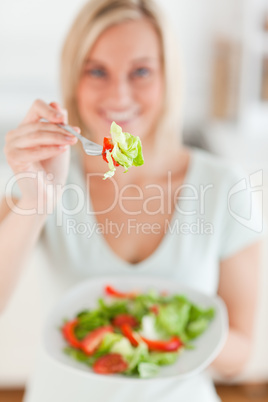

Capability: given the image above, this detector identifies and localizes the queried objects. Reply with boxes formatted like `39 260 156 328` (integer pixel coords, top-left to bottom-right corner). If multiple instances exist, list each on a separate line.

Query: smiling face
76 18 164 144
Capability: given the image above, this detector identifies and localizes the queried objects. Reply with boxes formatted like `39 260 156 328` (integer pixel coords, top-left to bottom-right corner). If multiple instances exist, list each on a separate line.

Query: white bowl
43 276 228 382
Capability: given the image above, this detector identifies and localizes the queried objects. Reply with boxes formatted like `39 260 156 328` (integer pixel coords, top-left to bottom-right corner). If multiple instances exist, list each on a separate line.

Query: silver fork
40 118 103 156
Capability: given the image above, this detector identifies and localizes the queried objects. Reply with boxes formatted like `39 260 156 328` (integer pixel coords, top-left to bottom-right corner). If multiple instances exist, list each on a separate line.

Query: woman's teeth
105 111 136 122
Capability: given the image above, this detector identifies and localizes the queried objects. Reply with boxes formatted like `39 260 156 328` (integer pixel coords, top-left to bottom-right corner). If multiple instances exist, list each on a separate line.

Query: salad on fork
41 119 144 180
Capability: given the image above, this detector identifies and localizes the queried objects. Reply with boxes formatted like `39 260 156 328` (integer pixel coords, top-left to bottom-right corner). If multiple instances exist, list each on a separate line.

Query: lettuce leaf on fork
103 122 144 180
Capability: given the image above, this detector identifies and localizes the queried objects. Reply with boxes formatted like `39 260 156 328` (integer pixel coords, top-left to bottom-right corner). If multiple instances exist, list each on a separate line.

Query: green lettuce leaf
186 318 210 339
97 298 128 319
103 150 116 180
125 342 149 373
97 332 123 355
110 337 135 361
147 351 179 366
156 302 191 337
186 305 215 339
137 362 160 378
103 122 144 179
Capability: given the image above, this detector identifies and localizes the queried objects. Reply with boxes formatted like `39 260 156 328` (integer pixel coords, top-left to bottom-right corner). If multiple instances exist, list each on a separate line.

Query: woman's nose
107 76 132 106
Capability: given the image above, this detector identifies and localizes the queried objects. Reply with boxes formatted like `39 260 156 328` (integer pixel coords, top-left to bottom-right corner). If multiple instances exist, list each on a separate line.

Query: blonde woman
1 0 263 401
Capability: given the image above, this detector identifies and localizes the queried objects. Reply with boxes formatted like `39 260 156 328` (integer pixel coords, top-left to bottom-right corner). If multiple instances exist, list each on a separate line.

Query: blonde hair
60 0 182 148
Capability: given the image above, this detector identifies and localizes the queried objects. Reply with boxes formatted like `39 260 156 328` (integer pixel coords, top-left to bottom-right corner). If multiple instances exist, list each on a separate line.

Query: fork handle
57 123 84 142
40 118 84 141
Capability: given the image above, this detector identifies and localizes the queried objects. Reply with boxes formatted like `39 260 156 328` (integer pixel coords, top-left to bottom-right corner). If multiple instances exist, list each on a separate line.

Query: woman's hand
4 100 79 210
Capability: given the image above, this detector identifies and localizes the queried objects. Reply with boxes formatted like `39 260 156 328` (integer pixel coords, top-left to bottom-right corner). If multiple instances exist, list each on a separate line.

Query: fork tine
83 140 103 156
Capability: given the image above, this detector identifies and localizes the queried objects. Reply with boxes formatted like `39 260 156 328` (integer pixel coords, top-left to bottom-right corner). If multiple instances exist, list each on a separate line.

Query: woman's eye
132 67 150 78
87 68 106 78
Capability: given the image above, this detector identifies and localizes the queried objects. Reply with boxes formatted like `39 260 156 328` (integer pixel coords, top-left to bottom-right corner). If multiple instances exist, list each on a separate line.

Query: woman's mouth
101 109 139 124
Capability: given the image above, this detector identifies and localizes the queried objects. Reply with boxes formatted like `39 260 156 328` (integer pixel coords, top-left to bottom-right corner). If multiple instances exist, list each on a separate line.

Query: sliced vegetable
147 351 179 366
81 326 113 356
121 324 140 347
102 137 119 166
105 285 138 299
62 319 81 349
97 298 128 319
74 309 110 340
61 286 215 378
93 353 128 374
102 121 144 179
112 314 139 328
103 150 116 180
126 342 149 373
110 337 134 361
186 318 210 339
137 362 160 378
149 305 159 315
121 323 183 352
97 332 123 355
141 335 183 352
110 122 144 169
156 302 191 336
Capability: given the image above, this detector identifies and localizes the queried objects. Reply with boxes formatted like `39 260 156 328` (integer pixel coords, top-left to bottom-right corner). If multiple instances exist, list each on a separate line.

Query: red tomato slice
93 353 128 374
141 336 183 352
149 305 159 315
102 137 119 166
120 324 140 347
81 326 113 356
62 319 81 349
105 285 138 299
112 314 139 328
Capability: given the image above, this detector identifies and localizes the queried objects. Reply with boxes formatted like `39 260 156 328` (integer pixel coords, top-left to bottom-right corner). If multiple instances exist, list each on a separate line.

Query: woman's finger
19 99 66 126
50 102 68 125
6 121 78 141
8 144 70 165
8 129 77 149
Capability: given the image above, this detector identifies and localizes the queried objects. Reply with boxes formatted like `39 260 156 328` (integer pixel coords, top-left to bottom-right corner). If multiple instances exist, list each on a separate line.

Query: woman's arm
211 240 262 378
0 196 48 313
0 100 77 313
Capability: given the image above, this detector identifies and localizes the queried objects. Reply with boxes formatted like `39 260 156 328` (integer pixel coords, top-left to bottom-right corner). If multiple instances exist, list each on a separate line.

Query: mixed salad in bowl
61 285 215 378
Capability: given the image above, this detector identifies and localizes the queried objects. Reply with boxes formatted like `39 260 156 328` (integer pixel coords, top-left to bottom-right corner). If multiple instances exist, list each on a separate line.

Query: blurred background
0 0 268 400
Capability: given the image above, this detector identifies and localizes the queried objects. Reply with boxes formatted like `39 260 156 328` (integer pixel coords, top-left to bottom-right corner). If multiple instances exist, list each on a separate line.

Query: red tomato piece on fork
102 137 119 166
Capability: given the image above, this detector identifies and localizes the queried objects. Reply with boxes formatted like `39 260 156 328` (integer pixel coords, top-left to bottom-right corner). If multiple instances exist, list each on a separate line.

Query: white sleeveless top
23 147 263 402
